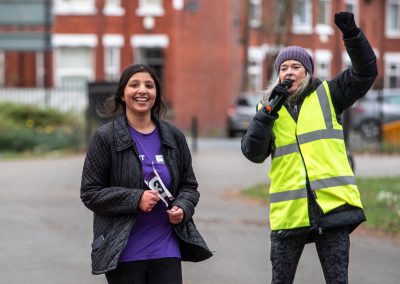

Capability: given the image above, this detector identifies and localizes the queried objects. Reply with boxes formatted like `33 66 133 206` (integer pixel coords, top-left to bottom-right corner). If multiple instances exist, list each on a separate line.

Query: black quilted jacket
80 114 213 275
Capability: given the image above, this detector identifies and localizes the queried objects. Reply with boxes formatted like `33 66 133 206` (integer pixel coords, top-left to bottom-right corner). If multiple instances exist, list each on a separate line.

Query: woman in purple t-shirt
80 64 212 284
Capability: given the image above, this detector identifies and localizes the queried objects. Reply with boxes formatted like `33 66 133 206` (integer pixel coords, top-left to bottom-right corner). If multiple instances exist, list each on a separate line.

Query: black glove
334 12 359 39
265 83 290 116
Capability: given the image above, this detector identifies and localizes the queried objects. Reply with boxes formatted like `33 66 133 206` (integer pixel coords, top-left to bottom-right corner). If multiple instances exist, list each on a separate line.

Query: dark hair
99 64 167 118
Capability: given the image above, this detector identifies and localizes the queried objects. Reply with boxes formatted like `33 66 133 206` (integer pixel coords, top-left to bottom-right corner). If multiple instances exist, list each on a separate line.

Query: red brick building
1 0 399 134
244 0 400 92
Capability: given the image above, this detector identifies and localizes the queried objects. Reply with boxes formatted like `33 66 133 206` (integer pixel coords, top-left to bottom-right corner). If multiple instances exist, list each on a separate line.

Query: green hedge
0 102 85 153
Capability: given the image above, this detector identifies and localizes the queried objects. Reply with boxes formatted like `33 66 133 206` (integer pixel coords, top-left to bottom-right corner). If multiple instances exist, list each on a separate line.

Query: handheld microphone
265 79 293 112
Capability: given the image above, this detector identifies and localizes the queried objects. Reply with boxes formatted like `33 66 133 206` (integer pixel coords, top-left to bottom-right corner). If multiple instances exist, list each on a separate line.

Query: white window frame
103 34 124 81
344 0 359 28
315 0 333 42
136 0 164 17
0 52 4 86
386 0 400 38
172 0 184 10
384 52 400 88
103 0 125 16
292 0 313 34
247 46 264 91
36 52 45 87
315 49 332 80
54 0 96 15
344 0 358 20
131 34 169 49
52 34 97 87
249 0 262 28
317 0 331 25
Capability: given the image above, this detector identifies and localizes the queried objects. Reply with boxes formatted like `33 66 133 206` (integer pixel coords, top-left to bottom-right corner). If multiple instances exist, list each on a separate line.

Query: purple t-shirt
119 126 181 262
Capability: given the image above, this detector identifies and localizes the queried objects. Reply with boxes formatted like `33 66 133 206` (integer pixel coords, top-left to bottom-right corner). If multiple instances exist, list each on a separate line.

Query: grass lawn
242 177 400 235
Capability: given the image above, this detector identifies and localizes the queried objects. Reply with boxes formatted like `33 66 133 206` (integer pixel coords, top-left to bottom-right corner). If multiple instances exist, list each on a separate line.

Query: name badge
155 155 164 163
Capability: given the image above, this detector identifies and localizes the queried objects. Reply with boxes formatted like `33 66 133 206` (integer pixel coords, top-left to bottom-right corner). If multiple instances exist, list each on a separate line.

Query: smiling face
123 71 157 119
278 60 308 93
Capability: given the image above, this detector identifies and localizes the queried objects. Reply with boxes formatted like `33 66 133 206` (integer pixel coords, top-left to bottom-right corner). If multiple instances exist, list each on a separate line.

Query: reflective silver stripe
273 129 344 157
316 82 333 129
270 188 307 203
310 176 356 191
297 129 344 144
273 143 299 158
270 176 355 203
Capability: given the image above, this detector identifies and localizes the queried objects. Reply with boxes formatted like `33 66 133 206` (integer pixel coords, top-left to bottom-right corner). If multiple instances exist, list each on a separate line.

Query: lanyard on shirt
144 163 175 209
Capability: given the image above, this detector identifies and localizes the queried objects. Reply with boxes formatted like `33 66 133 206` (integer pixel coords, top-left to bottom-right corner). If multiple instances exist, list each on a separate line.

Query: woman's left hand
167 206 184 224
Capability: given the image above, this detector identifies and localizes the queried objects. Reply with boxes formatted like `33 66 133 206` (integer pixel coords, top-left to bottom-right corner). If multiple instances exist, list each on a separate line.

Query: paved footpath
0 138 399 284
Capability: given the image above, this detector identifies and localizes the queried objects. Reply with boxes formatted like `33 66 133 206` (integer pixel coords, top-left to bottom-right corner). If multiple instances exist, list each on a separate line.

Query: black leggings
270 229 350 284
105 257 182 284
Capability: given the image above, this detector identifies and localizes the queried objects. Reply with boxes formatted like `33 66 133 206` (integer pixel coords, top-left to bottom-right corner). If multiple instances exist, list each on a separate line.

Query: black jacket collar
113 113 176 152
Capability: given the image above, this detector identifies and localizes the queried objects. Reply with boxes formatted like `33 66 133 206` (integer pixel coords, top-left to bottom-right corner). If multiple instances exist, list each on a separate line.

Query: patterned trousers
270 229 350 284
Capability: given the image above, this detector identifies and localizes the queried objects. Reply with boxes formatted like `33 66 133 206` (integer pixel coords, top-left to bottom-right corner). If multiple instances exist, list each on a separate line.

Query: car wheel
360 119 380 141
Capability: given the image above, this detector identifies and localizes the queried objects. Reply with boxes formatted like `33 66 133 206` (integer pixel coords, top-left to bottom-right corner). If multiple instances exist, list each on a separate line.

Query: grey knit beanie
274 46 314 75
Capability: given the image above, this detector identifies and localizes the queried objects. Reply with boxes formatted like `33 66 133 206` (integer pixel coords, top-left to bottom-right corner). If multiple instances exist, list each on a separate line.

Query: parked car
226 93 262 137
349 89 400 141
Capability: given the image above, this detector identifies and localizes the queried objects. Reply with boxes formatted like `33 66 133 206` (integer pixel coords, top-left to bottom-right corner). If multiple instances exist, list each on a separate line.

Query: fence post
191 116 198 153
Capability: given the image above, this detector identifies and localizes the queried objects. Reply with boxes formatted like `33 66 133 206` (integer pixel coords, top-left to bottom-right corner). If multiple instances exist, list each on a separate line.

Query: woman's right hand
138 190 160 212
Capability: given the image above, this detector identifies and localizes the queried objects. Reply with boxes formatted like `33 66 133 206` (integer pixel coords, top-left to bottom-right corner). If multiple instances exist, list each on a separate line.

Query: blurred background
0 0 399 154
0 2 399 283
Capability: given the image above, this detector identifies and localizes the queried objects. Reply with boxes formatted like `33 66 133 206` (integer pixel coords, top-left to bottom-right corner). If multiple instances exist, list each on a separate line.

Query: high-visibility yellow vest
267 81 363 231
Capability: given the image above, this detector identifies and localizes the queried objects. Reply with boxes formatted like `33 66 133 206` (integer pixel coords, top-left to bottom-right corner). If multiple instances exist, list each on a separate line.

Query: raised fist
334 12 359 38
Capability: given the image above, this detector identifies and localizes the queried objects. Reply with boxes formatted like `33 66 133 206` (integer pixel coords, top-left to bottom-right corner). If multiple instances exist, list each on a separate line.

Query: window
36 52 45 87
317 62 330 80
249 0 262 28
384 53 400 88
292 0 312 34
135 48 164 81
318 0 331 25
131 34 168 81
0 52 4 86
247 61 262 92
136 0 164 17
103 0 125 16
388 63 400 88
344 0 358 23
315 0 333 39
54 0 96 15
274 2 289 33
103 34 123 81
56 47 94 88
387 63 400 88
344 0 356 13
315 50 331 81
247 46 264 91
52 34 97 87
104 47 120 81
386 0 400 38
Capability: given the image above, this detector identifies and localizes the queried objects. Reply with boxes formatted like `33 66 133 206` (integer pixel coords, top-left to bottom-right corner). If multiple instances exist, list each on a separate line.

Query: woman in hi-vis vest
241 12 377 284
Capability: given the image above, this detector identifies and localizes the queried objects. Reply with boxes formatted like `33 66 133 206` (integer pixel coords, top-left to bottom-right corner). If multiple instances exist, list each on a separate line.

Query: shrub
0 102 85 153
